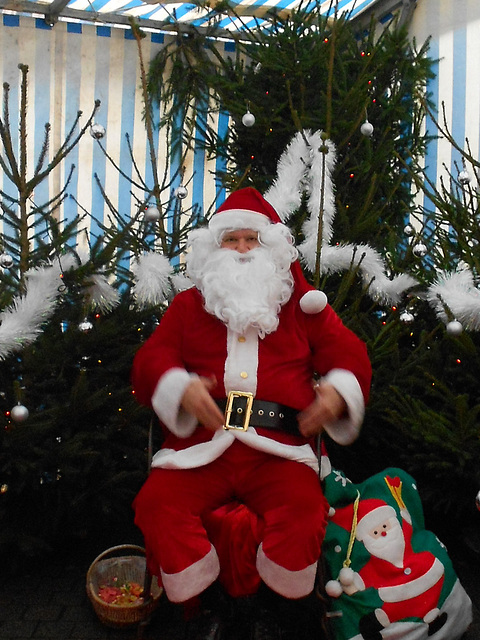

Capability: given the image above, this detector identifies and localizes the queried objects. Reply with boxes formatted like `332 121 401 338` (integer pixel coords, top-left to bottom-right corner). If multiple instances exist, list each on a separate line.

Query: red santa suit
132 187 371 603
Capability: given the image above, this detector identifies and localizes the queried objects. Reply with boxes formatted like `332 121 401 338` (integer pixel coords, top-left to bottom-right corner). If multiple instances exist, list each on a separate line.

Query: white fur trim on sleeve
321 369 365 445
151 368 199 438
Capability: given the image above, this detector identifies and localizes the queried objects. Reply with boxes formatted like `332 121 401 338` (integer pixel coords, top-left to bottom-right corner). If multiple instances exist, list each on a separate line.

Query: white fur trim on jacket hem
150 427 319 472
321 368 365 445
160 544 220 603
151 368 198 438
256 543 317 599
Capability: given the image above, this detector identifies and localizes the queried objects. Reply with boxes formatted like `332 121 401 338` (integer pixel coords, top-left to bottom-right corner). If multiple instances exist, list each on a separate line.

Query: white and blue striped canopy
0 0 389 33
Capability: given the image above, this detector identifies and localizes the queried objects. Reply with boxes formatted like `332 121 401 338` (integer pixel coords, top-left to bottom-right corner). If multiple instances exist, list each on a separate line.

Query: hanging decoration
426 268 480 332
130 252 176 309
0 253 14 269
360 120 374 137
10 403 29 423
90 123 106 139
144 205 161 222
265 130 418 305
242 110 256 127
78 318 94 333
175 185 188 200
0 256 75 360
412 242 428 258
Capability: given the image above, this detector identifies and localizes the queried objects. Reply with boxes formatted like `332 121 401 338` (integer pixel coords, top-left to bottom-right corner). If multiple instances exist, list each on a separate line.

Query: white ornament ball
11 403 29 423
90 123 106 139
360 120 374 137
458 169 471 186
175 185 188 200
300 290 328 314
144 205 160 222
412 242 427 258
400 311 414 324
325 579 343 598
0 253 14 269
446 320 463 336
242 111 256 127
339 566 355 586
78 318 93 333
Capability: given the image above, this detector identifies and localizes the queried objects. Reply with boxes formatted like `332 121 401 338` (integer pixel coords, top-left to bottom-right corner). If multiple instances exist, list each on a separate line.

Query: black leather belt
216 391 300 436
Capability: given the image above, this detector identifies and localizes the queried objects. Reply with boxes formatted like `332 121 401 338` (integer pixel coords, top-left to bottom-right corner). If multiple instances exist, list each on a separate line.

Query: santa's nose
381 531 387 537
236 240 250 253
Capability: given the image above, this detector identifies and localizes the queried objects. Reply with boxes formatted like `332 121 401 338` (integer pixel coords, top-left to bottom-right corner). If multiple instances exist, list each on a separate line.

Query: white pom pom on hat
211 187 327 314
299 289 328 314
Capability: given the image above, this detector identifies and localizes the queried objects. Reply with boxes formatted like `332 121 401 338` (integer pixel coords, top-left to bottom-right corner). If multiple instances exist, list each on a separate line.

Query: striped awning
0 0 396 34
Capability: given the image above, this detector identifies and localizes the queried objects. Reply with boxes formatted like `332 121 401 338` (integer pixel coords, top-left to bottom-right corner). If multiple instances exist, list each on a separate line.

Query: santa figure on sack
328 489 448 640
131 187 371 638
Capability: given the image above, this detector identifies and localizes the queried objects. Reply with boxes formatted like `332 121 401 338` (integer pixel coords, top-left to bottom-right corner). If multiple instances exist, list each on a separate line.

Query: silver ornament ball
412 242 427 258
242 111 256 127
403 223 415 237
175 185 188 200
360 120 374 137
458 169 471 186
11 403 29 423
446 320 463 336
0 253 14 268
400 311 414 324
144 205 160 222
90 123 106 139
476 490 480 511
78 318 93 333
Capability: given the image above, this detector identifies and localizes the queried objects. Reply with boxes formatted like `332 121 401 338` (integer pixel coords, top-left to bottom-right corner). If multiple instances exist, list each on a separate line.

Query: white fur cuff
321 369 365 445
151 368 199 438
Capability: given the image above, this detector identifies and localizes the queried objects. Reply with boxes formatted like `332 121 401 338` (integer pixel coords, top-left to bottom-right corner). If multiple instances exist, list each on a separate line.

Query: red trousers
133 440 328 602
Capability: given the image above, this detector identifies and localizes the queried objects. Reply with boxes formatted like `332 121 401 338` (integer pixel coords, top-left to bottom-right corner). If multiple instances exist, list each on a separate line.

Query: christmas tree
1 5 479 574
147 4 480 546
0 58 199 570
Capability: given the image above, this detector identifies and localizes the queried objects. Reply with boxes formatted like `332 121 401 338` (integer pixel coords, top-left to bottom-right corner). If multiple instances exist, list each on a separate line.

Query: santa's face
220 229 261 253
362 516 405 568
186 224 296 336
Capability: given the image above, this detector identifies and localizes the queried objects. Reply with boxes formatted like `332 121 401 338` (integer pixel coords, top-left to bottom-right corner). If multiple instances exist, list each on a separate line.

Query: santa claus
328 496 447 640
131 187 371 638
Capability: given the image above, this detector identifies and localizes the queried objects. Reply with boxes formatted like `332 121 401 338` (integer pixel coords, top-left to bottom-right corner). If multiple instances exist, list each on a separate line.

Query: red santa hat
210 187 327 314
332 498 397 543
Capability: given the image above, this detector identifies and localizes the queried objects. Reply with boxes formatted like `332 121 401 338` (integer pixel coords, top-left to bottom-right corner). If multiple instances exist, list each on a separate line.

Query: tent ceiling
0 0 415 36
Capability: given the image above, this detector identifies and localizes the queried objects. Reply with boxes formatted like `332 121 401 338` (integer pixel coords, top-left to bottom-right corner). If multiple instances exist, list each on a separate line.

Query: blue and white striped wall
0 15 231 254
409 0 480 215
0 0 479 254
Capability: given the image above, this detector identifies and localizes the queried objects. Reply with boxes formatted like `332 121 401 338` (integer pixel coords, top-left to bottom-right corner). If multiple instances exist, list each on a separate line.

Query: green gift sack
322 465 473 640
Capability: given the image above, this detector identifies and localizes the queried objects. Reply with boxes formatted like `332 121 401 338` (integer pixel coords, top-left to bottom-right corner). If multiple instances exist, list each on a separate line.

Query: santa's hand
180 376 225 431
298 381 347 438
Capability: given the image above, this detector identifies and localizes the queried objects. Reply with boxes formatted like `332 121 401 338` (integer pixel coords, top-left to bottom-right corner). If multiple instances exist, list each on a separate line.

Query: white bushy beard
362 517 405 568
186 224 297 337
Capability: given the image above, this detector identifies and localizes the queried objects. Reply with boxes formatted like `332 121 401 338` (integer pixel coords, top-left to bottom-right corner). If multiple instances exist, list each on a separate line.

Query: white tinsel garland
76 250 120 312
427 268 480 330
130 252 175 309
267 128 418 306
0 255 75 360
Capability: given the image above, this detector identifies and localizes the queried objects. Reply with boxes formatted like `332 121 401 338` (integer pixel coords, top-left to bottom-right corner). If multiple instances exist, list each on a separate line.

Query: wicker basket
86 544 163 628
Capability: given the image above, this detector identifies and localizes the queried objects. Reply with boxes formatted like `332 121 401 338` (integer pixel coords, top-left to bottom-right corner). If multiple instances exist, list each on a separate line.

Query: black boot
253 584 321 640
183 582 232 640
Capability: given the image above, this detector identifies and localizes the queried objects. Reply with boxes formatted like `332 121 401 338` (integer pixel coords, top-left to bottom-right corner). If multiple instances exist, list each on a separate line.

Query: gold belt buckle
224 391 254 431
